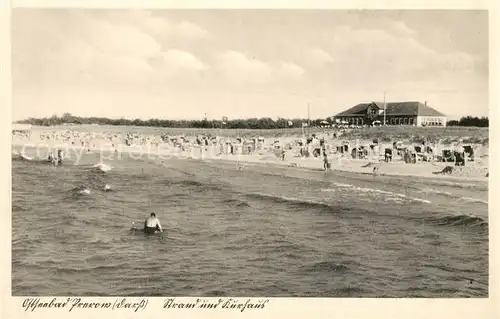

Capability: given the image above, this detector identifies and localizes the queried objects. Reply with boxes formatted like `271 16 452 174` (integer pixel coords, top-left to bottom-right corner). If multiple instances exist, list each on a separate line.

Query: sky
11 9 488 121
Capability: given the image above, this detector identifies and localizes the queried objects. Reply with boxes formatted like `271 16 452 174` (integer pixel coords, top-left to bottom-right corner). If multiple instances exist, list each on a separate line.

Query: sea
11 146 488 297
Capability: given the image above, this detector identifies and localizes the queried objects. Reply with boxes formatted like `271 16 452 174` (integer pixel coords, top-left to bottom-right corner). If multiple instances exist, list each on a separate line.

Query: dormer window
367 106 377 115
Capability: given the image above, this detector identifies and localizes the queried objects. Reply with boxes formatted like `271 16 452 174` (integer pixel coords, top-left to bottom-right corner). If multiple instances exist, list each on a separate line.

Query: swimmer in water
144 212 163 234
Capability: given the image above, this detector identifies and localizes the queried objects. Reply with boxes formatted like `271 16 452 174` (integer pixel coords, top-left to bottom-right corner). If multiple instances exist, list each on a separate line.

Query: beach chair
384 148 392 162
442 150 455 163
463 145 474 162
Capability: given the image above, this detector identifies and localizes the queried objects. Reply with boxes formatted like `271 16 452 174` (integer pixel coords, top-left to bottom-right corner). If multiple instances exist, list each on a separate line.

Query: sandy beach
11 125 489 182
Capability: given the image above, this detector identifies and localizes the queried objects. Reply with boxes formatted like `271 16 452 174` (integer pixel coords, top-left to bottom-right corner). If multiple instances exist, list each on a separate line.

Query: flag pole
383 92 387 126
308 103 311 127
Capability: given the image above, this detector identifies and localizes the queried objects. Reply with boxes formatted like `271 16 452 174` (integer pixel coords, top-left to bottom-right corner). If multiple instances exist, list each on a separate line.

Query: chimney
424 101 427 106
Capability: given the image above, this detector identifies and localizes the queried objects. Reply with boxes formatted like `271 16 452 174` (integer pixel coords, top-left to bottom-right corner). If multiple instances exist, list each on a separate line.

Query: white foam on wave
321 188 336 192
434 180 480 188
460 196 488 204
410 197 432 204
79 188 91 195
418 188 453 196
333 182 352 188
415 188 487 204
92 163 112 172
384 197 405 203
332 182 431 204
254 192 321 207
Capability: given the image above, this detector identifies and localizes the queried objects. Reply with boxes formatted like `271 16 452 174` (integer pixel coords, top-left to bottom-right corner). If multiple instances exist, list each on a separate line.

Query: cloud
217 51 274 83
13 10 208 87
279 62 305 79
216 51 304 83
325 25 475 81
177 20 208 38
438 52 476 73
84 19 161 58
162 49 208 73
103 10 208 40
12 10 486 120
390 20 417 37
307 48 335 66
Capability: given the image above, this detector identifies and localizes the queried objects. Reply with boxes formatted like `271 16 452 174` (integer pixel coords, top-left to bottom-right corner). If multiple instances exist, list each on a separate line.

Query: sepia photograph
11 9 489 298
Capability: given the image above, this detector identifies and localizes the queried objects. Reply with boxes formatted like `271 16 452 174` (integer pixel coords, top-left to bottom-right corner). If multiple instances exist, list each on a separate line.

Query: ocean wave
221 198 252 208
11 155 54 166
333 182 352 188
460 196 488 204
332 182 431 204
68 186 93 196
320 188 336 192
53 264 128 275
327 286 368 296
165 179 204 187
411 197 432 204
244 190 431 218
428 179 487 190
261 238 305 252
204 290 228 297
302 261 350 272
245 192 335 212
418 188 453 196
12 203 30 212
421 263 479 274
383 197 405 203
417 188 488 204
91 163 112 173
163 179 225 193
427 214 487 228
66 174 113 196
241 189 488 231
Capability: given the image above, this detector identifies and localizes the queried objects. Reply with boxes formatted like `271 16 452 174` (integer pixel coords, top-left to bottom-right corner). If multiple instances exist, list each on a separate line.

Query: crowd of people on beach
12 127 479 171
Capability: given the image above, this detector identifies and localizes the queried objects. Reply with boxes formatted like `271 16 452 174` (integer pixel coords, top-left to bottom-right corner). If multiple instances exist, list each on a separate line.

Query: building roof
335 101 446 117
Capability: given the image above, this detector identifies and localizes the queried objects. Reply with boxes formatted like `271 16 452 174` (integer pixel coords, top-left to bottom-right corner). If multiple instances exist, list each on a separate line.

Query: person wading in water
144 213 163 234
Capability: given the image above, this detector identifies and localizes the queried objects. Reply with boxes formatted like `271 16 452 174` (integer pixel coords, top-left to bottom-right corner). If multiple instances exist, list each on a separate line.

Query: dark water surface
12 149 488 297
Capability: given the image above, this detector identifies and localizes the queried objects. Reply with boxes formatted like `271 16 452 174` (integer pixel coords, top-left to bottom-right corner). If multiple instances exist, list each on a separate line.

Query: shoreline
200 154 489 184
12 140 488 184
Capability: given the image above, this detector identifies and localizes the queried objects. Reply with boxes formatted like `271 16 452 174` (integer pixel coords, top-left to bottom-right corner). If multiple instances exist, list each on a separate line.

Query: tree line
16 113 488 129
17 113 321 129
446 116 488 127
